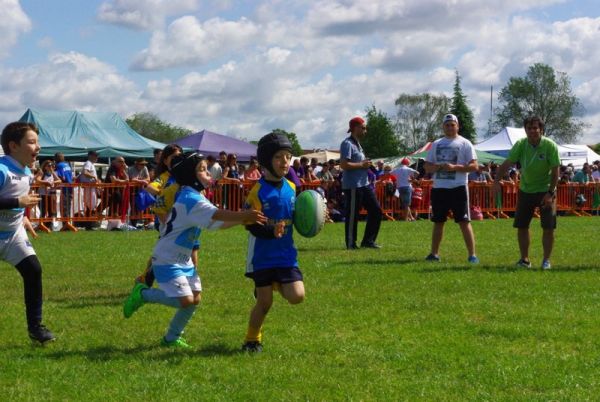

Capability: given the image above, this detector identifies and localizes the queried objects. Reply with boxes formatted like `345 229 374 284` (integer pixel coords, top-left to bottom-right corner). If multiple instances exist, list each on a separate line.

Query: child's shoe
123 283 148 318
160 337 192 349
241 341 263 353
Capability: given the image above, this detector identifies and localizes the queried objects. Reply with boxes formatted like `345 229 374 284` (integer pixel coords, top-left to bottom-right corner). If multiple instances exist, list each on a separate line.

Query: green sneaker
123 283 147 318
160 337 192 349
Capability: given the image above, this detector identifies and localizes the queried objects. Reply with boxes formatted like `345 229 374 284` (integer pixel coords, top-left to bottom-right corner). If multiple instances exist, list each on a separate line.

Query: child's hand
273 221 285 238
242 209 267 225
23 216 38 239
19 193 41 208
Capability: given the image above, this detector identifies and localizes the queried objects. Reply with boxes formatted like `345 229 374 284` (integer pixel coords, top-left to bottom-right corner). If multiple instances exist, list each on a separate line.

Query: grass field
1 217 600 401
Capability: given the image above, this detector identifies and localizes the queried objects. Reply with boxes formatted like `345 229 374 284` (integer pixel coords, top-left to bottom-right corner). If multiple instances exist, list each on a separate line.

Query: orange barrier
27 181 600 232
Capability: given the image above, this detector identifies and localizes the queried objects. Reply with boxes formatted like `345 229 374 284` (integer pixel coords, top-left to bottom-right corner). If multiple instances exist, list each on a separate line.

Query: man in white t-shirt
424 114 479 264
79 150 99 227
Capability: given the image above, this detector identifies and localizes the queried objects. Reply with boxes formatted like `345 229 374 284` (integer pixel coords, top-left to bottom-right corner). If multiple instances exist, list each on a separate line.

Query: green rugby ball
293 190 326 238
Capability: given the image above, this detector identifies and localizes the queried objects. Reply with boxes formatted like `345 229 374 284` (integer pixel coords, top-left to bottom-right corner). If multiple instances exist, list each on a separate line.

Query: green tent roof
381 149 505 169
19 109 166 158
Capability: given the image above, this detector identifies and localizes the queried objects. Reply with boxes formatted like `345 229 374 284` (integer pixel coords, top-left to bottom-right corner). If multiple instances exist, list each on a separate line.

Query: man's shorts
399 186 412 207
0 227 36 266
158 271 202 298
514 190 556 229
245 267 303 288
430 186 470 223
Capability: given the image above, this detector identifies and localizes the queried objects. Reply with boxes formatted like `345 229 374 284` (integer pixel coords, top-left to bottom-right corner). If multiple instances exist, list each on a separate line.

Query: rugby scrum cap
169 152 206 192
443 113 459 123
347 116 365 132
257 132 293 178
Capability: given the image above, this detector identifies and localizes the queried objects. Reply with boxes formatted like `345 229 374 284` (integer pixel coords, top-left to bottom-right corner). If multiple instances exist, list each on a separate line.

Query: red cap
401 158 410 166
347 116 365 133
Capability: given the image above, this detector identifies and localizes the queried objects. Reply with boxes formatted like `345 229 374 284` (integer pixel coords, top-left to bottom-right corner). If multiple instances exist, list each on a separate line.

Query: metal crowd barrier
27 180 600 232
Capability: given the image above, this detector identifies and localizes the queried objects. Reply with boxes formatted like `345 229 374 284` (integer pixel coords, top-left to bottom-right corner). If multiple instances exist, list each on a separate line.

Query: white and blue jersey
151 186 223 283
0 156 32 239
245 178 298 273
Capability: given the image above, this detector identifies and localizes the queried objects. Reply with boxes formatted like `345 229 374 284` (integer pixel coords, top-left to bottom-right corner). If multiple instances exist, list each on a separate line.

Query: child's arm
212 209 266 226
0 194 41 209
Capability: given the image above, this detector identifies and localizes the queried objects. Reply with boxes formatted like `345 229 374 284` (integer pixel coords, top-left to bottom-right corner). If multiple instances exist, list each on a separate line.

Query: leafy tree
592 143 600 154
494 63 586 143
126 112 192 143
363 105 404 157
450 70 477 143
395 93 450 151
271 128 303 156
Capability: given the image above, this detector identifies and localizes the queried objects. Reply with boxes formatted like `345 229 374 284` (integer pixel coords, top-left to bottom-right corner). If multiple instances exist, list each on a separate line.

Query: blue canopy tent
174 129 257 162
19 109 166 159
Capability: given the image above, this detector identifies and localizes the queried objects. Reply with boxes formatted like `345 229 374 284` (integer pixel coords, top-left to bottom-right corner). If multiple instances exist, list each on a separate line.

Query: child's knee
287 291 305 305
179 295 196 308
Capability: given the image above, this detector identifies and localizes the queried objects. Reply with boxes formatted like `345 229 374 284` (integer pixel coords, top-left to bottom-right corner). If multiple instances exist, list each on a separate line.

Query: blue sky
2 0 600 149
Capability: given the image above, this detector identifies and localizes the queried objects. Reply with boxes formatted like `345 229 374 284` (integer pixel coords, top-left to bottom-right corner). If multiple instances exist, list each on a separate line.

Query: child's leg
164 291 200 342
14 255 43 330
245 286 273 343
280 281 305 305
135 256 155 287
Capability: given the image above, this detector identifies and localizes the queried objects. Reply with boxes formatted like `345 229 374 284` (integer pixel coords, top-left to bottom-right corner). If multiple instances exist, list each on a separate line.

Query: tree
271 128 303 156
394 93 450 151
126 112 192 143
494 63 586 143
362 105 403 157
450 70 477 143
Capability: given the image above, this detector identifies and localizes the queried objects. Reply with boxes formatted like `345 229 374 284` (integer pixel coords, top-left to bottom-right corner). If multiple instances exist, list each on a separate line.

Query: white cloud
131 16 261 70
97 0 199 30
0 0 31 59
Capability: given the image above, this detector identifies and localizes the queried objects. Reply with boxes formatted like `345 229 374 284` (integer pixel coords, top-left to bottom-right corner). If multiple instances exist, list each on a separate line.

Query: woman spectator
104 157 129 219
245 158 262 181
35 160 62 222
223 153 240 180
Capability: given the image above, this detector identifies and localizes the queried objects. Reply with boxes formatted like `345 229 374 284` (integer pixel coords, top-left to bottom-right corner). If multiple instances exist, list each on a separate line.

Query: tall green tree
271 128 303 156
362 105 403 158
126 112 191 143
450 70 477 143
395 93 450 151
494 63 586 143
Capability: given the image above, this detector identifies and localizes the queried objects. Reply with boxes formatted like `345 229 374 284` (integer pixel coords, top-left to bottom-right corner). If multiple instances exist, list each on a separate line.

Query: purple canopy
174 129 257 162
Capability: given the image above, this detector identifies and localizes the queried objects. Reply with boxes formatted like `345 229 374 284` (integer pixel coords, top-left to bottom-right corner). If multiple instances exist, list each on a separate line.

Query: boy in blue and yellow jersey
242 133 306 353
0 122 55 344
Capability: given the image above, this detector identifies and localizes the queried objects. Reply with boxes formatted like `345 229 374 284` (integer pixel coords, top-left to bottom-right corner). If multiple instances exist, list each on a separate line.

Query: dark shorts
399 186 412 207
245 267 303 288
430 186 470 223
514 190 556 229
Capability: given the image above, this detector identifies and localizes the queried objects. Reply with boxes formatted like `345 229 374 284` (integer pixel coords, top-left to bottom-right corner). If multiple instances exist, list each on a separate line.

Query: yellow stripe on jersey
245 182 263 211
149 171 180 215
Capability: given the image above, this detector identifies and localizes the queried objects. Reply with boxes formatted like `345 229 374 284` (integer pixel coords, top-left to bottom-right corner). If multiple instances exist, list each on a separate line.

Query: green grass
1 217 600 401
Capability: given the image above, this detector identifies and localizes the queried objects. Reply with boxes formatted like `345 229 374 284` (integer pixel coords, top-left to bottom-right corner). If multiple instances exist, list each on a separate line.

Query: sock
141 288 181 308
245 325 263 343
165 305 197 342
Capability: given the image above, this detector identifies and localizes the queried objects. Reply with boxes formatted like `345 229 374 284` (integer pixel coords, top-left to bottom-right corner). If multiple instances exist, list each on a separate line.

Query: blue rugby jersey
245 177 297 273
151 186 222 282
0 156 32 237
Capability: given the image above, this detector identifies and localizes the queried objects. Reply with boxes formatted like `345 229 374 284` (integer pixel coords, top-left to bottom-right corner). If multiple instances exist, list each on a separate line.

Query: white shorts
0 227 36 266
158 272 202 298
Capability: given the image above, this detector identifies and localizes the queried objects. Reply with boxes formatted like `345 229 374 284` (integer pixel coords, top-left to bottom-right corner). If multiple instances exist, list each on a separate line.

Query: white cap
443 113 458 123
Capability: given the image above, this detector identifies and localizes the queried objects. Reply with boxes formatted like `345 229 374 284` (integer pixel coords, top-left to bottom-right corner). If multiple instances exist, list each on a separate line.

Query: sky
1 0 600 150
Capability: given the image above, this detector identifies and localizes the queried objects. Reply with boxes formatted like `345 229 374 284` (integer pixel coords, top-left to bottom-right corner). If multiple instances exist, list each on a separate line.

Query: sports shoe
123 283 148 318
541 260 552 270
468 255 480 264
425 253 441 262
160 337 192 349
516 259 532 268
241 341 263 353
361 242 382 249
28 325 56 345
346 244 360 250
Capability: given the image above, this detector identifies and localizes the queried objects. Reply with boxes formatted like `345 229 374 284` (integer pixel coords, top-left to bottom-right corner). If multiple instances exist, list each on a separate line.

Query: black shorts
430 186 470 223
514 190 556 229
245 267 303 288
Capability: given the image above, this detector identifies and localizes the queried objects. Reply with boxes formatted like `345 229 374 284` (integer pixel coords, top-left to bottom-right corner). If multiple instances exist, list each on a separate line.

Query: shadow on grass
9 342 245 361
330 258 422 267
50 292 129 309
419 264 600 273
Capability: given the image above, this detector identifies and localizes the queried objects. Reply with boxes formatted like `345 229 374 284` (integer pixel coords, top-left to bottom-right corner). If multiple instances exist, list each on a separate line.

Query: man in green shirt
493 116 560 270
